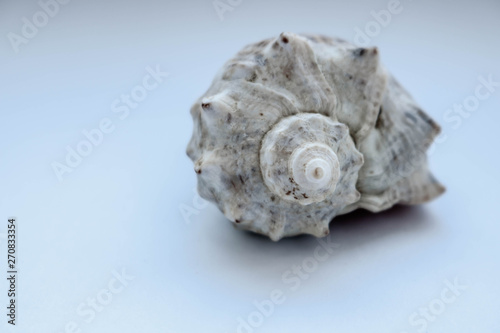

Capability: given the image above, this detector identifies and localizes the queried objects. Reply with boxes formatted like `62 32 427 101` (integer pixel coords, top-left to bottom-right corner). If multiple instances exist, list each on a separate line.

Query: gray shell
187 32 445 241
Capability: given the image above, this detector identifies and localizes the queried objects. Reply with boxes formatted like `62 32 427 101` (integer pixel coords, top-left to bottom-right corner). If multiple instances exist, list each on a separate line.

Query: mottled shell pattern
187 32 444 241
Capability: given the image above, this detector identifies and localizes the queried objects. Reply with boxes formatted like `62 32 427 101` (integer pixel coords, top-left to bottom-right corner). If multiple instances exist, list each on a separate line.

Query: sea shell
186 32 445 241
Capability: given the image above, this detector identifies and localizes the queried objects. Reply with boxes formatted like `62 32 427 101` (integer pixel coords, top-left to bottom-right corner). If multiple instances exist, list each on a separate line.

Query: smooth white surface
1 0 499 332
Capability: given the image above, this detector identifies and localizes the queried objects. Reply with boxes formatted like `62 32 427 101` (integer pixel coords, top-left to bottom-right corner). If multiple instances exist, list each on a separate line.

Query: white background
1 0 499 332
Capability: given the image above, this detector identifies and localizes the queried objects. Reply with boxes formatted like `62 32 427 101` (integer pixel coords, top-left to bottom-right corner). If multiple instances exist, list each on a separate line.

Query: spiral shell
187 32 445 241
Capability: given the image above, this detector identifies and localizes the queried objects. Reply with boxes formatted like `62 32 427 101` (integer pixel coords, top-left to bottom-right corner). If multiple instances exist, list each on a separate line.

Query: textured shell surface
187 32 445 241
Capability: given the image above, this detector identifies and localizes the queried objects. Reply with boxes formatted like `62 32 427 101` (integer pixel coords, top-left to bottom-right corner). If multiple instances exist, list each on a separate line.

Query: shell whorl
260 113 362 206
